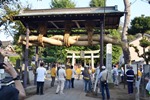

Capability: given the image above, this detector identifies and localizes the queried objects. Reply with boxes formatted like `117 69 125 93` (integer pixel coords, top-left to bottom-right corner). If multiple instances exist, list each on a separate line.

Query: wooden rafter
50 21 59 29
74 21 80 28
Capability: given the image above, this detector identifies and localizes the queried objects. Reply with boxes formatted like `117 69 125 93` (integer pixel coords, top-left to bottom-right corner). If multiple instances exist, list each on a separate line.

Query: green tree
128 16 150 64
89 0 106 7
0 1 20 37
128 15 150 35
0 1 36 64
108 29 122 64
140 37 150 64
50 0 75 8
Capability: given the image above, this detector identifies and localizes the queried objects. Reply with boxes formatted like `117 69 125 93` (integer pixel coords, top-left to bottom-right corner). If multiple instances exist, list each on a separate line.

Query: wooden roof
13 6 124 35
1 41 11 48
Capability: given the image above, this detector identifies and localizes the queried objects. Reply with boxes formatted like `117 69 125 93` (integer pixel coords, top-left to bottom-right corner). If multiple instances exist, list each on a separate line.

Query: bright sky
1 0 150 41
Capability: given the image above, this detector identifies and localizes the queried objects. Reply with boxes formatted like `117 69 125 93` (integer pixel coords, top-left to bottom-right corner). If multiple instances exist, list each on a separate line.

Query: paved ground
25 79 138 100
26 80 99 100
24 71 150 100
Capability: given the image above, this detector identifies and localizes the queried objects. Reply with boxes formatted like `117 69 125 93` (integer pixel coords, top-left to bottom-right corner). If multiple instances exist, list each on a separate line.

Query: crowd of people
1 59 150 100
35 62 96 95
35 62 150 100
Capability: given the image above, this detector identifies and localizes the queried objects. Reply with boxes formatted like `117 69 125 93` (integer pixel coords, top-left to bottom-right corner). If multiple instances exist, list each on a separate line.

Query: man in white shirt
56 65 66 94
36 62 47 95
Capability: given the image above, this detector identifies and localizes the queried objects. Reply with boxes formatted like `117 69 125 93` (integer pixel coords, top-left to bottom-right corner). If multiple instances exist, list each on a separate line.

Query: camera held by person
0 62 26 100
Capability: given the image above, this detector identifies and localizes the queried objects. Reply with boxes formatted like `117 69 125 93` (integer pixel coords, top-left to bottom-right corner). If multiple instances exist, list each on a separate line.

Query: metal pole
124 65 125 89
100 21 104 68
24 25 29 88
136 64 140 100
143 65 146 98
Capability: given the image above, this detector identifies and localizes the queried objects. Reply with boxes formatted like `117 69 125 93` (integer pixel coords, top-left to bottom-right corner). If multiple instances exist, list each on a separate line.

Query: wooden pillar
24 25 30 88
84 59 86 66
72 53 75 66
100 21 104 69
34 46 39 85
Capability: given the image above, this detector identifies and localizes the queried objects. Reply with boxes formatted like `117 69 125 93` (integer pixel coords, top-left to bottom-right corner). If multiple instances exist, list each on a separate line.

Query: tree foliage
108 29 122 64
0 1 36 64
140 37 150 48
0 1 20 38
128 15 150 35
89 0 106 7
129 16 150 64
140 37 150 64
50 0 75 8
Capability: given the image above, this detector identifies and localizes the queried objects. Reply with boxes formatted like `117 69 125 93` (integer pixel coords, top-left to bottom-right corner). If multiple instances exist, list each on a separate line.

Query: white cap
102 66 106 69
61 65 65 68
85 65 89 68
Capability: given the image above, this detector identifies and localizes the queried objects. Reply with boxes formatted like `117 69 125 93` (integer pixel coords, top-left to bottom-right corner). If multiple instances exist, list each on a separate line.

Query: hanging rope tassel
64 21 72 47
85 21 94 46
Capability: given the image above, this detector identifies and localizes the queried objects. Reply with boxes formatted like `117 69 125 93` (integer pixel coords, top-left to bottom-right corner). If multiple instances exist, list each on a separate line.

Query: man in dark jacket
126 66 135 94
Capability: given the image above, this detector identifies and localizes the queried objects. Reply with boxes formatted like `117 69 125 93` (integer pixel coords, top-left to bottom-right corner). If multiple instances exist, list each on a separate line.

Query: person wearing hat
98 66 110 100
56 65 66 94
126 66 135 94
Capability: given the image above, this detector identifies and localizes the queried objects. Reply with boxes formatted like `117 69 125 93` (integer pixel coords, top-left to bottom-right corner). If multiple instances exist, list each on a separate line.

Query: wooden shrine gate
13 6 124 87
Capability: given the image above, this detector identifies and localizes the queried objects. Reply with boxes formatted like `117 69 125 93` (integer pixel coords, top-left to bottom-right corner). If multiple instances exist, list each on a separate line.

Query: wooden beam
50 21 59 29
66 50 100 54
67 55 99 58
74 21 80 28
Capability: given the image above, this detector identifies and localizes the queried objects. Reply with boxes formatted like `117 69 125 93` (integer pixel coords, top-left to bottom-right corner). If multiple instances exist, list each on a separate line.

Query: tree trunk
122 0 131 64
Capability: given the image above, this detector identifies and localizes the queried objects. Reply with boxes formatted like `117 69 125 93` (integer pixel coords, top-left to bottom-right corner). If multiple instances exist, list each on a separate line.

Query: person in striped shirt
126 66 135 94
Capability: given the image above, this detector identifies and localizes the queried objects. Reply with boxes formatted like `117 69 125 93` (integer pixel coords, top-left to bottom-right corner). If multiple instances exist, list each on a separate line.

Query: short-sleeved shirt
113 68 118 76
66 68 72 80
76 68 81 74
58 68 66 81
51 67 56 77
98 69 108 82
36 67 47 82
138 70 142 77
